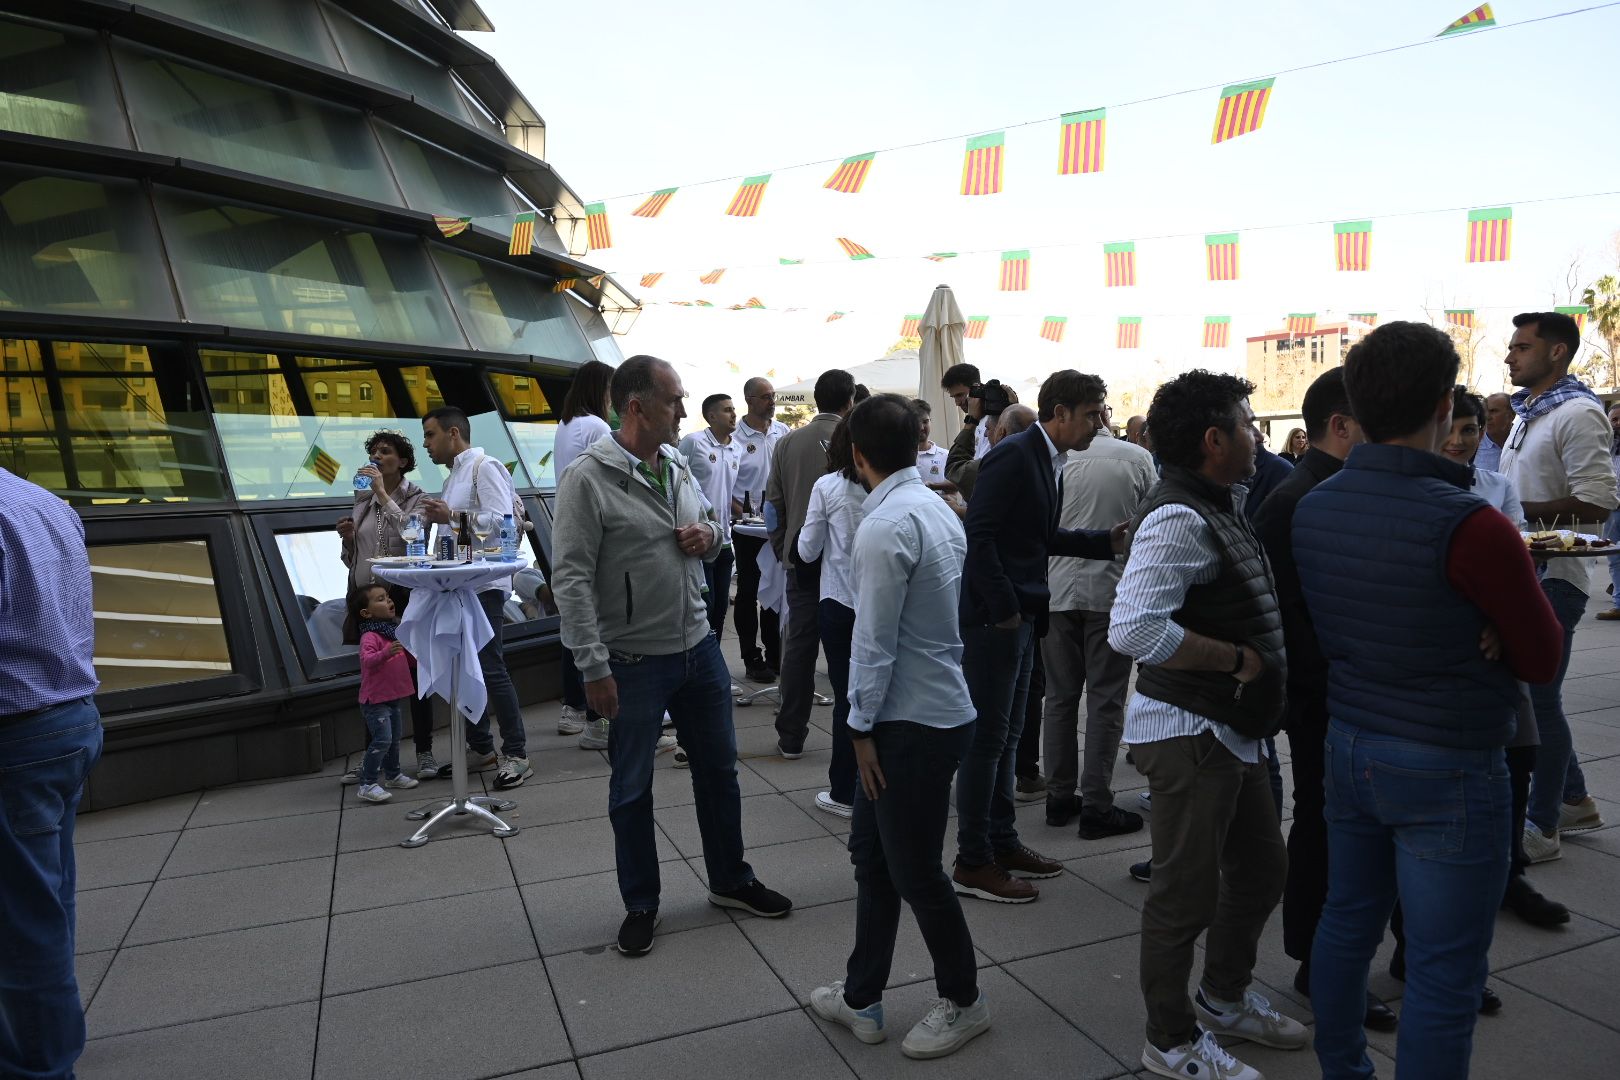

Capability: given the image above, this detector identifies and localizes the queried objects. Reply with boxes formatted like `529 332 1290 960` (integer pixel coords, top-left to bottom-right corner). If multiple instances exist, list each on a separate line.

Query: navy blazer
960 425 1115 632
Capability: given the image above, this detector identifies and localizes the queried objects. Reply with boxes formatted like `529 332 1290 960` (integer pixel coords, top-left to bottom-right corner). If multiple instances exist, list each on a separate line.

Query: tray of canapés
1522 528 1616 557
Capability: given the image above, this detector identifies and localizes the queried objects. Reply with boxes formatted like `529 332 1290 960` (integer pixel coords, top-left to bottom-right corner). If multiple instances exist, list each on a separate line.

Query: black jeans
1283 698 1328 962
704 546 735 640
731 534 780 667
1507 744 1535 881
845 721 979 1010
463 589 527 759
955 620 1036 866
1015 646 1045 782
819 598 857 806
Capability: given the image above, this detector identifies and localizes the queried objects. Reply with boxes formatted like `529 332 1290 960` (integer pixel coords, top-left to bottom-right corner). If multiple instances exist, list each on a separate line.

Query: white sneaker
356 783 391 804
901 992 990 1059
815 791 853 818
1142 1029 1261 1080
1559 796 1605 833
579 718 610 750
655 733 677 756
1524 824 1562 863
385 773 420 790
340 768 361 786
494 755 532 790
1139 791 1153 811
1194 988 1308 1049
558 705 586 736
810 981 886 1044
466 749 498 772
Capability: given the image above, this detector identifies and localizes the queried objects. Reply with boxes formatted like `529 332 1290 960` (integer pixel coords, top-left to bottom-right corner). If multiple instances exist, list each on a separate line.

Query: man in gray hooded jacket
552 354 792 957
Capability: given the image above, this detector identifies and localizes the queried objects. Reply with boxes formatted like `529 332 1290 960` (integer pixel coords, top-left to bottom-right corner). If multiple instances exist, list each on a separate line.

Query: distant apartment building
1245 322 1369 417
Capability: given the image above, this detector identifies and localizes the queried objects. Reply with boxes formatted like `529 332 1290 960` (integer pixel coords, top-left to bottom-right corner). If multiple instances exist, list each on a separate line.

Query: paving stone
315 960 570 1080
74 794 198 843
959 869 1141 964
87 918 326 1037
807 966 1121 1080
546 921 798 1056
1007 798 1156 861
126 857 333 945
504 812 677 886
705 834 858 910
78 1001 317 1080
745 749 835 792
522 745 614 784
1005 934 1156 1067
1485 906 1617 972
736 896 993 1005
75 832 178 890
578 1010 855 1080
77 950 114 1009
1063 848 1154 913
76 883 148 954
495 1067 580 1080
489 773 612 828
324 886 535 996
161 811 338 878
652 755 776 808
1570 718 1620 762
783 787 854 836
656 791 829 860
520 859 727 956
187 777 340 828
1496 934 1620 1028
1521 845 1620 929
735 722 832 758
333 833 513 912
336 800 491 852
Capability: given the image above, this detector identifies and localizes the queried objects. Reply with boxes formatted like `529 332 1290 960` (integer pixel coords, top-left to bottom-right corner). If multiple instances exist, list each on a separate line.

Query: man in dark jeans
810 395 989 1060
732 377 789 682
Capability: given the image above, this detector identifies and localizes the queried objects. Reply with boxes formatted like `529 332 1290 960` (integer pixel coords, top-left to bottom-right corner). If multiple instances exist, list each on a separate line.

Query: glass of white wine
471 510 499 563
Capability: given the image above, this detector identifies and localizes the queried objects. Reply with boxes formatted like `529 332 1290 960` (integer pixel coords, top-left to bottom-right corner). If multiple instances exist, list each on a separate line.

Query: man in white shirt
419 407 530 790
732 377 790 681
1498 310 1616 860
911 399 950 484
680 394 742 638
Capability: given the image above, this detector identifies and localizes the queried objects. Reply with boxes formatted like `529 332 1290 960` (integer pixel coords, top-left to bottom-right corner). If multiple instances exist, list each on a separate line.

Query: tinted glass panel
322 4 473 122
157 190 466 348
137 0 343 67
565 294 626 368
0 169 176 320
432 250 593 361
117 44 400 205
374 122 522 221
487 371 557 488
90 539 232 691
0 18 130 148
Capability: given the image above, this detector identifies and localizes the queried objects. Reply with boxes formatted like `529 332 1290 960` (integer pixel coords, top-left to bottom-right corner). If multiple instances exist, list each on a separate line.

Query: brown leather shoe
994 844 1063 879
1597 609 1620 621
952 860 1038 903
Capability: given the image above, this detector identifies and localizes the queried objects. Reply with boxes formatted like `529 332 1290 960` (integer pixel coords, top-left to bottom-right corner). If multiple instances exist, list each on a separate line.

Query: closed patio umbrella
917 284 965 438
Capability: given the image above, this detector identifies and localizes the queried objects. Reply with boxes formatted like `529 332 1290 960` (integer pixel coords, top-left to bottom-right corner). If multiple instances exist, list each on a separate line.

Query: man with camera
941 364 1014 466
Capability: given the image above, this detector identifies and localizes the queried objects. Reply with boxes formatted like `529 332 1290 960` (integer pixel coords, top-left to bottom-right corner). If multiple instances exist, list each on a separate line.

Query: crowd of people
4 311 1615 1080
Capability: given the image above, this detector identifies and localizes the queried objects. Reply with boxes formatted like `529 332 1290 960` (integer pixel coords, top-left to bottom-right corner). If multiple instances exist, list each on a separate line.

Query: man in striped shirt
1108 371 1305 1080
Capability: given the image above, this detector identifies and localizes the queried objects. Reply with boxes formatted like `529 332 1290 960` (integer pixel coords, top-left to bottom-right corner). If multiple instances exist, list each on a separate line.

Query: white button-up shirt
797 472 867 610
439 445 519 594
1500 395 1618 592
734 415 790 512
679 427 742 540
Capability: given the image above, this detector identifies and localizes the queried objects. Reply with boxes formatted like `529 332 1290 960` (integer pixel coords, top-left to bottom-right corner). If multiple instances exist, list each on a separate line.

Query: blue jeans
1311 723 1509 1080
0 697 103 1080
1604 513 1620 605
846 721 978 1009
359 699 404 785
704 547 735 640
607 633 752 912
464 589 527 759
818 599 857 806
955 620 1036 867
1525 578 1590 832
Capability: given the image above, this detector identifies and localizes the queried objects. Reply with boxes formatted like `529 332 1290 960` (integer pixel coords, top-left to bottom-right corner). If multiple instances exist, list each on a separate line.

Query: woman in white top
796 419 868 817
552 361 615 738
1442 387 1523 525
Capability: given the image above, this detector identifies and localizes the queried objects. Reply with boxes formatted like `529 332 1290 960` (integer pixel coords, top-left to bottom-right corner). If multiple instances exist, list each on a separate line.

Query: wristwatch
1229 642 1246 675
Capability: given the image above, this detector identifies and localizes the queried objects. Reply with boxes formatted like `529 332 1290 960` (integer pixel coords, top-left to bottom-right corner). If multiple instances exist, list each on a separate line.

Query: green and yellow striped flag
1556 305 1590 333
964 315 989 339
433 214 471 238
1104 241 1136 287
1040 316 1067 343
585 202 611 249
1059 108 1106 175
1439 4 1494 36
824 152 875 194
1211 79 1274 144
1335 221 1372 271
725 175 770 217
837 238 874 260
508 211 536 255
302 444 340 485
1117 317 1143 349
632 188 677 218
961 133 1005 195
1466 207 1512 263
999 250 1030 291
1203 316 1231 348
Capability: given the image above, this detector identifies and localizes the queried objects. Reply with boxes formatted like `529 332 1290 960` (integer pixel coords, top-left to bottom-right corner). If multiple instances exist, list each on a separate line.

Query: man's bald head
993 404 1037 445
1125 415 1147 444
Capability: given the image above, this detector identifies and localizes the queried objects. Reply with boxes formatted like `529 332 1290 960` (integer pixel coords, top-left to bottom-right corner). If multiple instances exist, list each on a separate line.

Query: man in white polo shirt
680 393 743 638
912 398 951 484
732 377 791 682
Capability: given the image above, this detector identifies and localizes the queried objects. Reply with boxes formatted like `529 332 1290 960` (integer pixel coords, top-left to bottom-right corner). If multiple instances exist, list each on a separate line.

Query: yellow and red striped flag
1439 4 1494 36
552 278 578 293
837 238 874 261
743 297 764 309
1335 221 1371 271
1059 108 1106 175
508 211 535 255
964 316 989 340
632 188 677 218
1206 233 1240 281
699 268 725 285
1350 312 1379 327
640 273 663 288
1117 316 1142 349
999 250 1030 292
1446 309 1476 329
961 132 1004 196
826 311 847 323
1211 78 1274 144
1287 313 1317 335
725 175 770 217
1040 316 1067 343
1466 207 1512 263
899 314 923 337
1556 305 1590 332
1104 242 1136 287
584 203 611 249
302 444 340 485
824 153 875 194
433 214 471 238
1203 316 1231 348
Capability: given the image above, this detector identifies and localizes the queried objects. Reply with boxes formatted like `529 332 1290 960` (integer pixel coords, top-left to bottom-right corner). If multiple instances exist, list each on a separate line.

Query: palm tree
1582 274 1620 392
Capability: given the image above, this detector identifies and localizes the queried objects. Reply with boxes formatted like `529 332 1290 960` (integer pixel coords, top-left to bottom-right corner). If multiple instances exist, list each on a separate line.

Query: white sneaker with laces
558 705 586 736
1141 1029 1261 1080
810 981 885 1044
494 755 532 790
579 718 610 750
655 733 677 756
356 783 391 804
385 773 420 789
815 791 854 818
1523 823 1562 863
900 992 990 1059
1193 988 1308 1049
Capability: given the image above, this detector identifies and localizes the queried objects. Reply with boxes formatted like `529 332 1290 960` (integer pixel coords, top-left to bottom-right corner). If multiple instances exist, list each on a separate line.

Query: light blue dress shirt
846 467 976 732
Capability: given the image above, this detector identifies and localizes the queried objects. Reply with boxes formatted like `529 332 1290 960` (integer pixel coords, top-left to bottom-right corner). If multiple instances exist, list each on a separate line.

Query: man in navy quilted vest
1294 321 1563 1080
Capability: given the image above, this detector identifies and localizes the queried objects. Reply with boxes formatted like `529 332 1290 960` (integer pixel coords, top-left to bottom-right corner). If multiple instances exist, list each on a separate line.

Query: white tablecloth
733 522 785 614
373 561 515 723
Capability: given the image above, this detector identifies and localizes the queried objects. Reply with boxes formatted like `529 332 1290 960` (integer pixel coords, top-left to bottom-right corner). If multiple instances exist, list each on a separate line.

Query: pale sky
472 0 1620 424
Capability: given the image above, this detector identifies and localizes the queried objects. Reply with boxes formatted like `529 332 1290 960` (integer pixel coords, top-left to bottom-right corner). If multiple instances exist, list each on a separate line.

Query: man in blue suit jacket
952 370 1126 904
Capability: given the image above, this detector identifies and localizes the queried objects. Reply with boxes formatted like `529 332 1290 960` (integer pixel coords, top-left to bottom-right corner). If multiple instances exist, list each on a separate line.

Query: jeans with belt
0 696 103 1080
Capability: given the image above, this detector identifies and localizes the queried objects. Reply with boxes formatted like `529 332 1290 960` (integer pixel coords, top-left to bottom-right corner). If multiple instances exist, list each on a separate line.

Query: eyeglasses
1506 417 1529 451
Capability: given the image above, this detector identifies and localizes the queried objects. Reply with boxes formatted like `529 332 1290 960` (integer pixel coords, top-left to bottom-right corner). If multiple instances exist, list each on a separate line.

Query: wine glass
400 514 424 562
471 510 499 563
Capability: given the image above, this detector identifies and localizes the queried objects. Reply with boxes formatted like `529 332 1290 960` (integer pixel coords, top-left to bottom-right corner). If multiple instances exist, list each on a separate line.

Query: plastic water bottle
404 514 426 561
353 458 378 491
500 514 519 561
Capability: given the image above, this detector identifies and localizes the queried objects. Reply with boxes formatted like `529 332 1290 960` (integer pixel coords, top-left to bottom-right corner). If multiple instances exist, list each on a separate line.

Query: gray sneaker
579 718 610 750
466 749 498 772
811 981 886 1044
900 992 990 1059
340 768 361 786
558 705 586 736
1194 987 1309 1049
413 753 441 781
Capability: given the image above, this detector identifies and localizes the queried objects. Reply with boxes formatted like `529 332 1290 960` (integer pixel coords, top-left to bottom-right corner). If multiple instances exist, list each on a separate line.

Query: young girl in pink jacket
348 584 422 804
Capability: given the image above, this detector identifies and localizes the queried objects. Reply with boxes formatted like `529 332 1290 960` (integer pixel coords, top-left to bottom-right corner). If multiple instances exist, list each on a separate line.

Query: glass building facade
0 0 633 808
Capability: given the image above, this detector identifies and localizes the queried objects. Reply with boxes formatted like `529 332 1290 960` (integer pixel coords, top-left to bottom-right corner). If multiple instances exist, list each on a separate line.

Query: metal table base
401 665 518 848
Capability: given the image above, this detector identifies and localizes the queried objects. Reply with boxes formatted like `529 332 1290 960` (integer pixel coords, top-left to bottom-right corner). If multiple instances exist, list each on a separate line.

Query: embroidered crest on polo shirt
748 444 757 453
709 453 717 462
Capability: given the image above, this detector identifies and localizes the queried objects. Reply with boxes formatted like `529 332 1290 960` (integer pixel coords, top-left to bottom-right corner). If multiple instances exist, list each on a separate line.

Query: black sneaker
709 879 793 918
1502 875 1571 928
1078 804 1144 840
1129 860 1152 883
745 660 776 683
1045 794 1081 827
617 909 660 956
